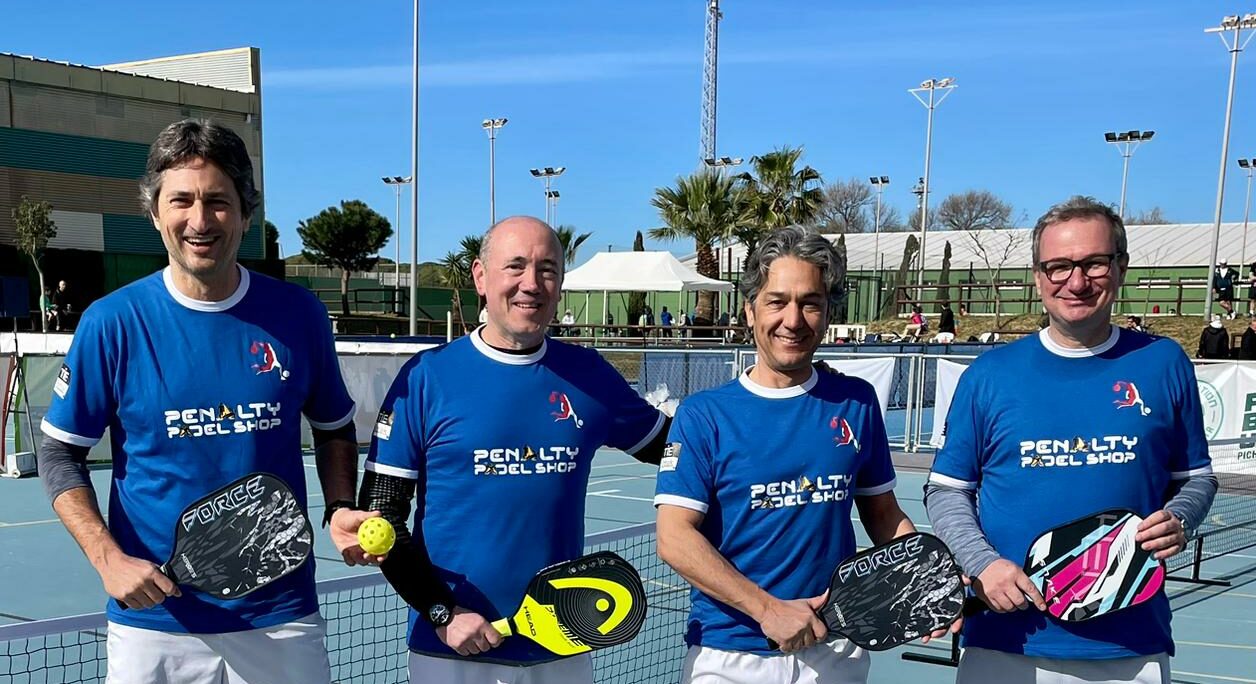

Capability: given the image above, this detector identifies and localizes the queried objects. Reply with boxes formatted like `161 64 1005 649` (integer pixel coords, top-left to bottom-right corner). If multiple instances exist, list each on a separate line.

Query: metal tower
701 0 720 162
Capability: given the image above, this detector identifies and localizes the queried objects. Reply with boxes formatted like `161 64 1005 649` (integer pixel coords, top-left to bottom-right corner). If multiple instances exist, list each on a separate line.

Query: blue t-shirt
365 330 665 664
661 311 673 327
653 368 896 654
930 327 1211 659
42 266 356 633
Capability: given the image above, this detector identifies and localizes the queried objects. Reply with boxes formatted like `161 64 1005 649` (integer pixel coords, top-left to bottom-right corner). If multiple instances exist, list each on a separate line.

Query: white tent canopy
562 251 734 292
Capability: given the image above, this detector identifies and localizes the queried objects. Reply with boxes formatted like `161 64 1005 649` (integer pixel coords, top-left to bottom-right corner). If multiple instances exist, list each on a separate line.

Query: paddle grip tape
358 470 455 613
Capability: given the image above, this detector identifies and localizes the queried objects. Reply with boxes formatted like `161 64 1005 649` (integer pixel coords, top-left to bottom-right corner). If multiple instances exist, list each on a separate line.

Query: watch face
429 603 452 626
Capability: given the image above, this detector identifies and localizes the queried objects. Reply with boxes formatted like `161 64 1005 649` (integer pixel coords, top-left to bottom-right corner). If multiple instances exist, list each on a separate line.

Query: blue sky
7 1 1256 266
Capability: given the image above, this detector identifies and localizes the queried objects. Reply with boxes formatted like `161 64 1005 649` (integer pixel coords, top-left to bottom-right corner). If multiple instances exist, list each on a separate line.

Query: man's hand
1136 510 1187 560
437 607 504 656
330 508 388 566
972 559 1046 613
760 592 828 653
99 550 180 609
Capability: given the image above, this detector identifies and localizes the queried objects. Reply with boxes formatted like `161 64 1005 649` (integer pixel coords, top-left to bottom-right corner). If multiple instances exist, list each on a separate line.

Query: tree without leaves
877 205 909 233
13 196 57 332
964 229 1029 327
297 200 392 316
907 206 940 234
814 178 873 234
938 190 1014 231
1126 207 1169 225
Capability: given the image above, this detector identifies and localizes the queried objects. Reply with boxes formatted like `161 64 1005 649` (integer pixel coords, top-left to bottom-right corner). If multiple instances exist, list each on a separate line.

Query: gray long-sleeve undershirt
924 475 1219 578
38 435 93 504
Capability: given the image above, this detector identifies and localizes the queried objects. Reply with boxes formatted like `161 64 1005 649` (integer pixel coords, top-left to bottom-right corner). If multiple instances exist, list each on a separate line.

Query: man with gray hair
926 196 1217 683
38 119 369 683
655 225 935 683
357 215 673 683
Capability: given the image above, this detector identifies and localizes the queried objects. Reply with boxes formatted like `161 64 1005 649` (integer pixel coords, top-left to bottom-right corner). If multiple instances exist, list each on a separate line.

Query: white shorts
957 647 1170 684
106 613 331 684
407 651 593 684
681 639 870 684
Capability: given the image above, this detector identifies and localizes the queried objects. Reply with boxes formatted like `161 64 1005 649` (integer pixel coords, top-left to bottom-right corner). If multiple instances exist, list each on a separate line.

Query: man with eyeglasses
924 196 1217 683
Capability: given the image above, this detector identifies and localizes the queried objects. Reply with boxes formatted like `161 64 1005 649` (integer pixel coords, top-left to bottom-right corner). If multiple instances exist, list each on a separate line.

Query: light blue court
0 448 1253 683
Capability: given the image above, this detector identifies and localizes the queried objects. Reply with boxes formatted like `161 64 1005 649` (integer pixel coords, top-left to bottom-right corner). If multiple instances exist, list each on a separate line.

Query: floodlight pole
1204 15 1255 320
909 78 956 297
1240 160 1255 270
409 0 420 336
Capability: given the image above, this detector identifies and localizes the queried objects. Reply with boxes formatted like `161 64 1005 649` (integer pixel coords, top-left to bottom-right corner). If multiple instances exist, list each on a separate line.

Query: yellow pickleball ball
358 517 396 555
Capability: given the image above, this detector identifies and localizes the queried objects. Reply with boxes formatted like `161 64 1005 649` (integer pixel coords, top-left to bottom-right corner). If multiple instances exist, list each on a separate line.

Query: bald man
355 217 672 683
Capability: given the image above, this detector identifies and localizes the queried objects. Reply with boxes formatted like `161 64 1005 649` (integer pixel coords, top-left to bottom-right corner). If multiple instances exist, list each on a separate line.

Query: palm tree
735 146 823 267
554 225 592 266
650 169 748 326
441 235 482 334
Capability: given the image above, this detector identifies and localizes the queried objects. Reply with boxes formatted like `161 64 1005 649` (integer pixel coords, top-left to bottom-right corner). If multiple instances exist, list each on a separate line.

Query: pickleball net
0 523 689 684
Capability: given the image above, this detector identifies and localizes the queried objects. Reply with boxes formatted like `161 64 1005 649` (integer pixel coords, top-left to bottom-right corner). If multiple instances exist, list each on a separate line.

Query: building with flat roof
0 48 267 321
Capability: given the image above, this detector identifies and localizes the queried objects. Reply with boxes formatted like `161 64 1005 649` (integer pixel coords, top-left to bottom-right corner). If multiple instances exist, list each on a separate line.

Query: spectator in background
41 286 54 331
1240 317 1256 361
938 302 956 337
959 303 969 317
1214 259 1239 320
660 306 673 337
50 279 73 331
560 308 575 337
1247 262 1256 317
1198 314 1232 359
902 304 927 339
1126 315 1146 333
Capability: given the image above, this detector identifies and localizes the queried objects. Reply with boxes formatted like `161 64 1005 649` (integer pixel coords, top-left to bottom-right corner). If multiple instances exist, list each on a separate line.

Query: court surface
1 448 1253 683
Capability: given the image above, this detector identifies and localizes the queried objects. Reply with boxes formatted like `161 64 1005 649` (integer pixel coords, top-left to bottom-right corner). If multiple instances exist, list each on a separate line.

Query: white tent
562 251 733 325
563 251 734 293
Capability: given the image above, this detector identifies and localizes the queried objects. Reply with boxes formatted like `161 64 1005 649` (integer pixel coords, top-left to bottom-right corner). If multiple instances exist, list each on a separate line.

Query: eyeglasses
1037 253 1123 284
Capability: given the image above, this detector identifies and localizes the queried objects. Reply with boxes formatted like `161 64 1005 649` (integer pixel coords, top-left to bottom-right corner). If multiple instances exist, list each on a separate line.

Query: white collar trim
162 265 250 312
469 326 548 365
738 366 819 398
1038 325 1120 358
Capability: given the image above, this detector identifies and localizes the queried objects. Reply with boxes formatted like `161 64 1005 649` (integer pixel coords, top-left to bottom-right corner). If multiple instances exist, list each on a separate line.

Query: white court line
1177 639 1256 651
588 490 622 496
592 461 654 470
1176 670 1256 683
590 491 654 503
588 475 655 486
0 518 61 528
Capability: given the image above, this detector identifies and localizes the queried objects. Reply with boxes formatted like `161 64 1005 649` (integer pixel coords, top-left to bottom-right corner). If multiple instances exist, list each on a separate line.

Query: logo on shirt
750 474 853 510
549 391 583 428
473 445 581 476
53 364 71 399
660 442 681 472
831 416 860 452
1112 381 1151 416
250 341 290 381
374 410 393 440
165 402 283 439
1019 435 1139 469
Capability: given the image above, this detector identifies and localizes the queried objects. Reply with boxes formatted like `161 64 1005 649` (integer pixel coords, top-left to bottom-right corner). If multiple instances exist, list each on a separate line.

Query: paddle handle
491 617 513 637
116 562 179 611
961 596 988 618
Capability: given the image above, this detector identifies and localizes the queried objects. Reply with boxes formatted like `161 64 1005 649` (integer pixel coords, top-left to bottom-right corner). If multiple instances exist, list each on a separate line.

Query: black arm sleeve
629 415 673 465
311 423 359 507
37 435 94 504
358 469 455 614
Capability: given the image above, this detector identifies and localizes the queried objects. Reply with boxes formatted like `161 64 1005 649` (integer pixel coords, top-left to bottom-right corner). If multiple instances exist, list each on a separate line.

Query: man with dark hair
358 216 672 683
926 196 1217 683
1214 259 1239 320
655 225 941 683
38 119 368 683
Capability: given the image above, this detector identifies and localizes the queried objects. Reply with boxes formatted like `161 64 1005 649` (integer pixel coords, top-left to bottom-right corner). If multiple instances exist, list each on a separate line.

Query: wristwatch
323 499 356 528
427 602 453 627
